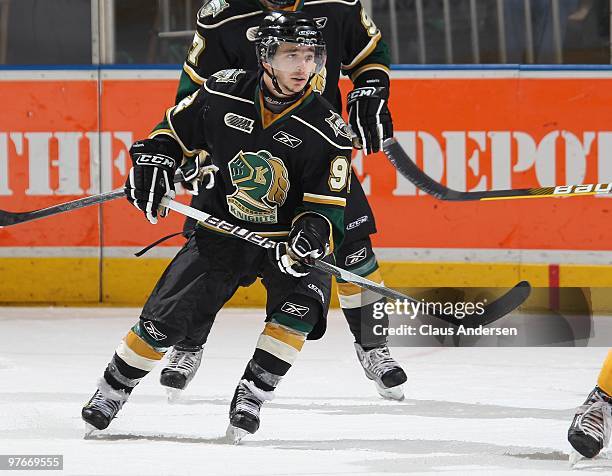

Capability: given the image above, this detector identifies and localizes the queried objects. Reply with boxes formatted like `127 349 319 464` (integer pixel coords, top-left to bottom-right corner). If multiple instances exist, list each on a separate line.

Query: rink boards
0 66 612 307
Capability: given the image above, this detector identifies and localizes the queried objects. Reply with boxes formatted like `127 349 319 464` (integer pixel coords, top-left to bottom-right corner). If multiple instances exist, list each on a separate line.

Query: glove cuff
291 212 332 257
129 137 182 169
352 68 390 89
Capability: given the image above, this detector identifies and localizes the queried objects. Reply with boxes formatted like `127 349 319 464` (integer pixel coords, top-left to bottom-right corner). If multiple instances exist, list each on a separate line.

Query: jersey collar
255 84 314 129
255 0 304 12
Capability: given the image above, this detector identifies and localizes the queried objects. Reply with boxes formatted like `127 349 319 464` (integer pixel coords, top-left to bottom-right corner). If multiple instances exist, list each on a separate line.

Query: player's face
264 42 318 94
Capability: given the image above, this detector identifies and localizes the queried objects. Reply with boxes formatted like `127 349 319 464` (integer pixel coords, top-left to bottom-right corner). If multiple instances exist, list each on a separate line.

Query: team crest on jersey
224 113 254 134
198 0 229 19
273 131 302 148
325 112 352 140
211 68 246 83
226 150 290 224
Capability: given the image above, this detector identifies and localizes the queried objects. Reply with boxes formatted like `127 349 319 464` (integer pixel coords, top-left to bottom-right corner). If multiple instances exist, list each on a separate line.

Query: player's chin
290 78 308 90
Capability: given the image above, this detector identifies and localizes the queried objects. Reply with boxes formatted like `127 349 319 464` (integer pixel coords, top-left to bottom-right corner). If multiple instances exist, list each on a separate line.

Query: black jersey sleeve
340 1 391 83
164 85 211 157
295 147 351 253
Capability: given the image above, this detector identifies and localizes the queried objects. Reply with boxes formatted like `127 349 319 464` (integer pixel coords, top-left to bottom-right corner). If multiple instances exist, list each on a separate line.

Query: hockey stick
383 137 612 201
162 198 531 326
0 189 125 227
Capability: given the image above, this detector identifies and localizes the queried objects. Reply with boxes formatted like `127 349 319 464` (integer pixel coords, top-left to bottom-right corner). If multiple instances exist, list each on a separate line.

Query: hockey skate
159 345 203 402
354 343 407 401
81 379 129 434
568 386 612 466
226 379 274 444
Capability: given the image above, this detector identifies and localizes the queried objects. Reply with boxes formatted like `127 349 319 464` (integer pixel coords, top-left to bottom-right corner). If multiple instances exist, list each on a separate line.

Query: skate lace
166 349 201 376
234 383 264 417
365 347 397 378
88 391 123 418
576 392 612 446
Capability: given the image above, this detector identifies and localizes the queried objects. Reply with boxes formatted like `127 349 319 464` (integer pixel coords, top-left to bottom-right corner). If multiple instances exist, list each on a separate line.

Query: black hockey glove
176 152 219 196
125 138 180 224
274 213 331 277
347 72 393 155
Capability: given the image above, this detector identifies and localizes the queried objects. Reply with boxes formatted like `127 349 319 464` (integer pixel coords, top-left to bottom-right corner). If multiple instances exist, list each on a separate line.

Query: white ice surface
0 307 610 476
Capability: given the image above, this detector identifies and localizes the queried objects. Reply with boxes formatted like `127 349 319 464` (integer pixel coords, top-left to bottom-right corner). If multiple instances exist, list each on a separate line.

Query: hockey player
155 0 407 401
567 350 612 462
82 12 350 441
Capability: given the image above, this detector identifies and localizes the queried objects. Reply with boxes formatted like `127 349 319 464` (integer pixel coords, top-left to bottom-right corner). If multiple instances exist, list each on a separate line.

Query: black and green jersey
158 70 352 249
164 0 390 117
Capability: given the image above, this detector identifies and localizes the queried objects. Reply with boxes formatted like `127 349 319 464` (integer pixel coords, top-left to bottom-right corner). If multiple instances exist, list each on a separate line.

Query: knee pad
134 317 184 350
335 236 378 275
335 238 384 311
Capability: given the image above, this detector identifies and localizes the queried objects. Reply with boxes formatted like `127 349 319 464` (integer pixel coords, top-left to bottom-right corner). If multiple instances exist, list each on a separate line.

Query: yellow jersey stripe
303 193 346 207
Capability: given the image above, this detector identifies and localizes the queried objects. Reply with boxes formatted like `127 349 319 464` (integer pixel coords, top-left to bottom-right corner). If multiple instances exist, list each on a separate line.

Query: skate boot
354 343 407 401
568 386 612 464
226 379 274 444
81 379 129 433
160 345 203 402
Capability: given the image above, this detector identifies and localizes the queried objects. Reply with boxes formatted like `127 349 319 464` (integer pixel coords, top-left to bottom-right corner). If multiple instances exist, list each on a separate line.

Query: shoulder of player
196 0 263 30
290 95 353 152
204 69 258 103
303 0 360 10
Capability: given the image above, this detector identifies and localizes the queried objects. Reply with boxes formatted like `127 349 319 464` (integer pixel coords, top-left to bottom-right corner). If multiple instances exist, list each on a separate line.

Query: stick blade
0 210 22 227
466 281 532 327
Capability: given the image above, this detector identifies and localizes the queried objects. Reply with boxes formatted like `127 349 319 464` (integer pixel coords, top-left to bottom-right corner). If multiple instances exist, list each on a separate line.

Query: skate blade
166 387 184 404
83 422 100 438
569 449 584 467
226 424 250 445
375 382 405 401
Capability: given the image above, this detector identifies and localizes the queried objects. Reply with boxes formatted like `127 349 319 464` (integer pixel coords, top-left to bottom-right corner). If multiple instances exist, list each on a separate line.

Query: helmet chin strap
263 67 310 99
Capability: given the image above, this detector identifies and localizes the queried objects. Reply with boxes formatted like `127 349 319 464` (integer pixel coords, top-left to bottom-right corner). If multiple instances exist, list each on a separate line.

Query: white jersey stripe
290 115 353 150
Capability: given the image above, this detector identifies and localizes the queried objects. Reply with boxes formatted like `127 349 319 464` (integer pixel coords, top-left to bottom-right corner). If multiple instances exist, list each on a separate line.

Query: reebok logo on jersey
314 17 328 29
224 113 254 134
345 247 367 266
308 283 325 304
325 112 352 140
143 321 167 341
346 215 368 230
134 154 176 169
281 302 310 318
273 131 302 148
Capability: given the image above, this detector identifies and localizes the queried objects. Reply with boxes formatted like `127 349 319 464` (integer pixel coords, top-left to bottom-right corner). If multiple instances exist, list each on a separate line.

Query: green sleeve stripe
297 203 345 252
343 40 392 78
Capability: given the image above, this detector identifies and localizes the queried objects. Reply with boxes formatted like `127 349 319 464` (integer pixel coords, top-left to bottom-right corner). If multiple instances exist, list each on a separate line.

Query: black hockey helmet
256 11 326 77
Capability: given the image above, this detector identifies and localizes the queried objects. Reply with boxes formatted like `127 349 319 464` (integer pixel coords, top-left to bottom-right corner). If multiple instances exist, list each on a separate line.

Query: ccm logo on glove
135 154 177 169
347 87 383 101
